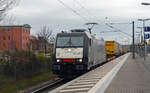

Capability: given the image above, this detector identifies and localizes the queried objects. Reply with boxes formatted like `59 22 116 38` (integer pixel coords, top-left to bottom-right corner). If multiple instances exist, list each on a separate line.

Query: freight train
52 29 106 78
105 41 128 61
52 29 128 78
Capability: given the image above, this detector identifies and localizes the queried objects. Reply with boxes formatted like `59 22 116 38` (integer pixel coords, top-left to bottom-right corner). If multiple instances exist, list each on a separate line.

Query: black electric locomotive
52 29 106 78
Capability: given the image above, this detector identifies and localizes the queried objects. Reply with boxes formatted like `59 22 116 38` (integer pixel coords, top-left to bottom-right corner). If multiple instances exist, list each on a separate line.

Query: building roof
0 24 31 28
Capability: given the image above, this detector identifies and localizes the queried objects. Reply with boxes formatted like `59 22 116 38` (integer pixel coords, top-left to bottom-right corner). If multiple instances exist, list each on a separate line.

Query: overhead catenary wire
105 18 132 37
73 0 90 13
58 0 111 29
57 0 129 36
73 0 107 24
72 0 114 35
57 0 89 22
105 23 132 38
73 0 94 19
58 0 104 24
71 0 133 39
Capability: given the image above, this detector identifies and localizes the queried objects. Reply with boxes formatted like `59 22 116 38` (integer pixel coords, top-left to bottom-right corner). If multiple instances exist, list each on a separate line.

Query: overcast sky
8 0 150 44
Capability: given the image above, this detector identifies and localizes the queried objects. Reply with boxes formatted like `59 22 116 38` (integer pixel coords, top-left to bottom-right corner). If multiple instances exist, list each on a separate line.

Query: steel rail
25 78 64 93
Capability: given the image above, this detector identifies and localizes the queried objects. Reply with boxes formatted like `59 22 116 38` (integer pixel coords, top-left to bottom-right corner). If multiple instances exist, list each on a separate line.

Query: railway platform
48 53 150 93
104 54 150 93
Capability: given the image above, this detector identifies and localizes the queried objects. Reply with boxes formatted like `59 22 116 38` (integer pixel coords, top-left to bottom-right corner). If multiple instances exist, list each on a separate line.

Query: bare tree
0 14 17 25
37 25 53 55
0 0 18 22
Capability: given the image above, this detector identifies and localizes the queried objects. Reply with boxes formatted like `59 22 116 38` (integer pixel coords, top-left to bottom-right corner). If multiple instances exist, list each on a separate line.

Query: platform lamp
141 2 150 5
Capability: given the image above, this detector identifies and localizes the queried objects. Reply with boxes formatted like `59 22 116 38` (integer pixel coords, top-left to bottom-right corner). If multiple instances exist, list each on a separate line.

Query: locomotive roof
57 31 92 38
57 29 104 40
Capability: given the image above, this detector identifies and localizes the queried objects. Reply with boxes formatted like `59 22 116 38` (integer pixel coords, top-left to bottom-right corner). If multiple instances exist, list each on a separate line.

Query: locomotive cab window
56 36 84 47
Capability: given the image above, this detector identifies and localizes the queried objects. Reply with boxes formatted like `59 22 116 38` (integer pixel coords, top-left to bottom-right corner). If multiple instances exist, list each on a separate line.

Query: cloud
7 0 150 44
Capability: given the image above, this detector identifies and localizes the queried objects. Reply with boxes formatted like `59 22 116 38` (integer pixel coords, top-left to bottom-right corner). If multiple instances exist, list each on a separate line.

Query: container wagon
105 41 122 61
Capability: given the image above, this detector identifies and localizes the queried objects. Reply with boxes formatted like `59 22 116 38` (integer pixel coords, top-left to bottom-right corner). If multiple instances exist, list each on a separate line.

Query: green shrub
36 54 47 63
0 51 53 80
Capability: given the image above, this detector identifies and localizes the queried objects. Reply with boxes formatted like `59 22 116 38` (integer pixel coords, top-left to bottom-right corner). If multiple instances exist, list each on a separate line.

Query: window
57 36 84 47
3 43 5 48
8 36 10 40
8 28 11 32
3 36 6 40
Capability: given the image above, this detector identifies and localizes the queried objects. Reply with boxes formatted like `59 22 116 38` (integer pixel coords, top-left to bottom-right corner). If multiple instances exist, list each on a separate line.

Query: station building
0 24 31 52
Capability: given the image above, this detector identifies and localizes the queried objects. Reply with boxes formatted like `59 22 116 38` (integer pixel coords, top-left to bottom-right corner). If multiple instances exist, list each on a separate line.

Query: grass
0 72 56 93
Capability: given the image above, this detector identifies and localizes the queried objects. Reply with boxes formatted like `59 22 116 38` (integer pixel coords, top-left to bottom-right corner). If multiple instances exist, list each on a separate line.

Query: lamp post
138 18 150 60
132 21 135 59
141 2 150 5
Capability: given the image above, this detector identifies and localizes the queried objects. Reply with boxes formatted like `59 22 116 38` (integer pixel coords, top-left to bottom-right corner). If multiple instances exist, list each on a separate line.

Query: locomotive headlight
68 49 71 52
79 59 82 62
57 59 60 62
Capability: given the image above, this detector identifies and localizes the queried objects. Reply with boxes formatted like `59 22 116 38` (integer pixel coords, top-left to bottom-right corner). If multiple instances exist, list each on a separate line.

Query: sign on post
144 27 150 32
144 34 150 39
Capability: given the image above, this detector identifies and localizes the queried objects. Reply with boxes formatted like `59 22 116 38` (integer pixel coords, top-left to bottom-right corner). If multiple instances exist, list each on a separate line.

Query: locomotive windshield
56 36 84 47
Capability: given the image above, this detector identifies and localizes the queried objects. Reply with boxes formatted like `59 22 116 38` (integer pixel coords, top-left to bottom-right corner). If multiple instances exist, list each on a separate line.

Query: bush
36 54 47 63
0 51 53 79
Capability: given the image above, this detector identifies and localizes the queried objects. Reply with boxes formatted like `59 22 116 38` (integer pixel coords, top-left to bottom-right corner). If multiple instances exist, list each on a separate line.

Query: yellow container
106 41 120 57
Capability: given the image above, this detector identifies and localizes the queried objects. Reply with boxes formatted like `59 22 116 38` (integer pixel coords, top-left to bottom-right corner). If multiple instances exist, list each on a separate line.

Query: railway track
48 54 129 93
27 65 106 93
24 78 65 93
23 62 106 93
28 62 112 92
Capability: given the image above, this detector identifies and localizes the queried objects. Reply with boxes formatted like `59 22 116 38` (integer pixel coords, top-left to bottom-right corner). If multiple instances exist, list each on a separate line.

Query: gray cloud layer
8 0 150 44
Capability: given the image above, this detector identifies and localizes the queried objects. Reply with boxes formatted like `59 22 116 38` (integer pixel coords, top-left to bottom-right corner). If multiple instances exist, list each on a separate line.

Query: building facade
29 36 54 54
30 35 40 51
0 24 31 52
